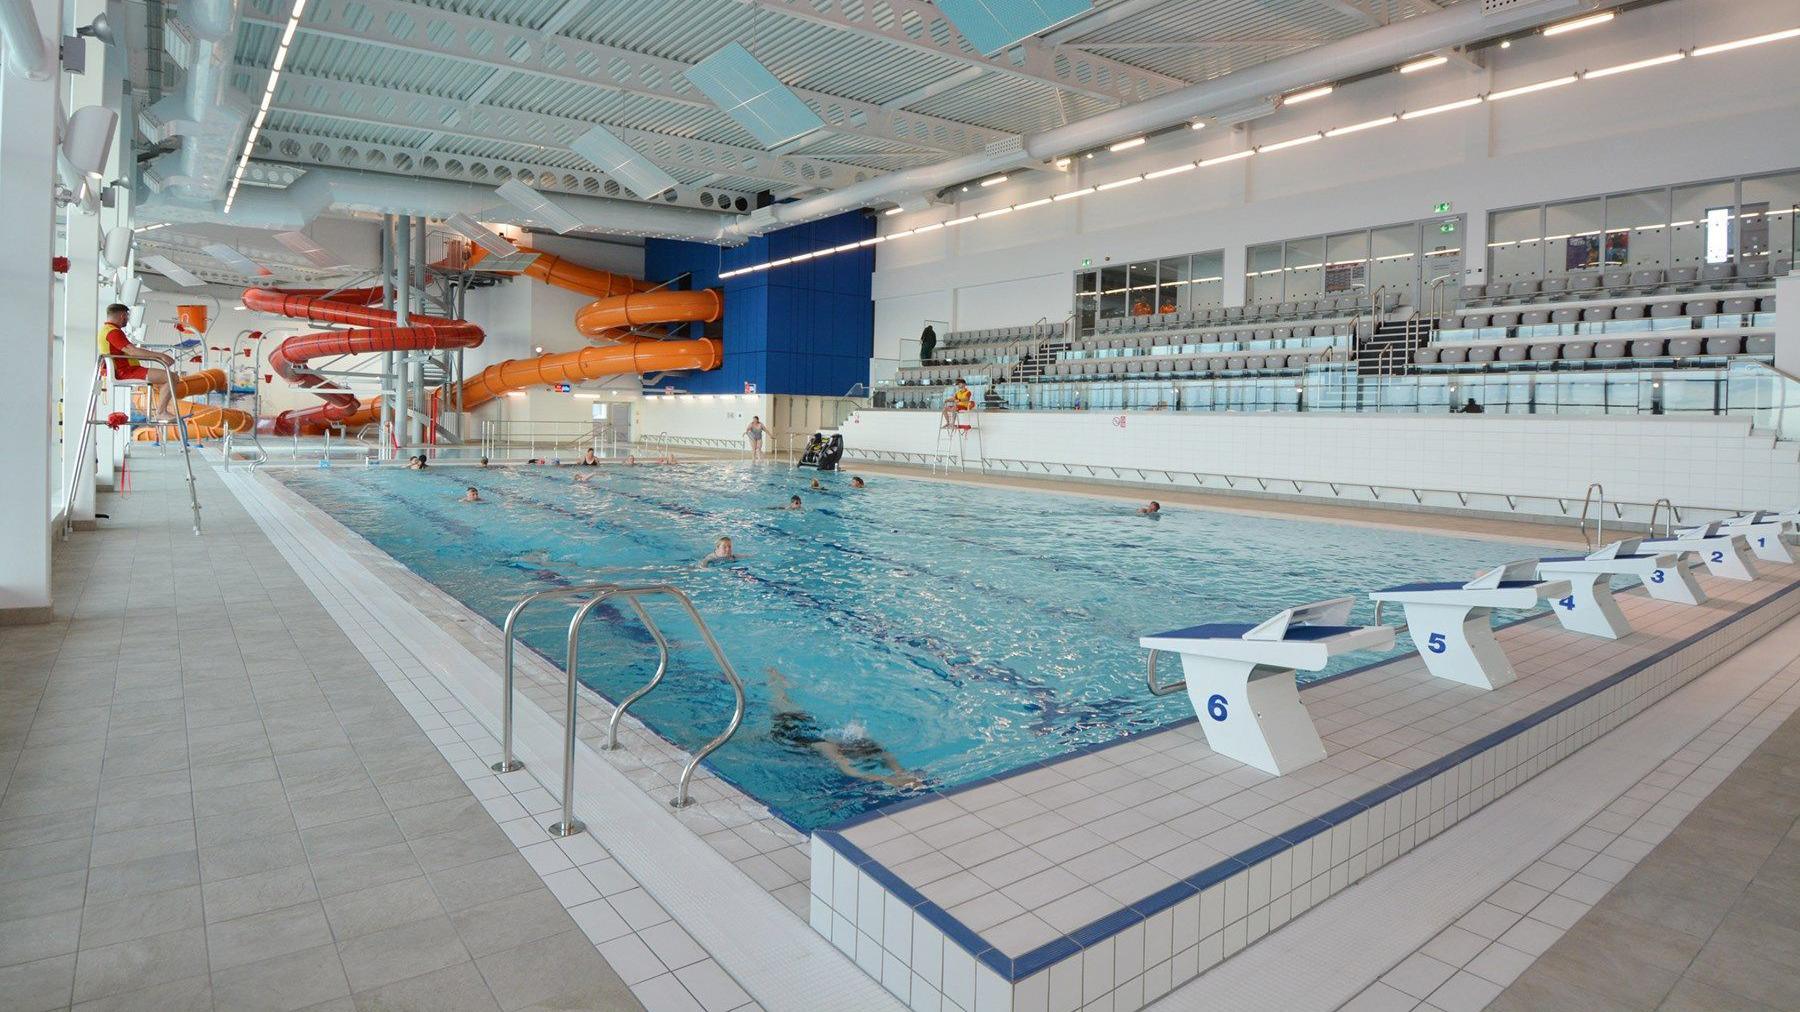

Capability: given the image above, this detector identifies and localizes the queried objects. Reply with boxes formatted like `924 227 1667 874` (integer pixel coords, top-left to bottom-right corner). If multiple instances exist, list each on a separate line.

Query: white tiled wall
808 585 1800 1012
842 411 1800 517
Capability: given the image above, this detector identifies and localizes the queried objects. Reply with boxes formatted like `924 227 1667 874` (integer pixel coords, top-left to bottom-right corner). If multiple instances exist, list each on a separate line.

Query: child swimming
460 487 482 503
700 536 737 566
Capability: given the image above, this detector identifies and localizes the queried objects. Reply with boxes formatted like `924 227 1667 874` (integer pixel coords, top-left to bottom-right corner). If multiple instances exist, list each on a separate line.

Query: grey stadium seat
1630 270 1663 288
1700 263 1736 285
1705 336 1744 355
1746 335 1775 355
1467 345 1498 363
1490 312 1520 327
1567 272 1601 292
1685 300 1720 316
1415 347 1441 365
1667 266 1698 285
1551 308 1580 324
1668 337 1702 357
1583 306 1614 322
1740 259 1770 281
1613 303 1646 320
1565 341 1597 360
1438 346 1467 364
1226 356 1247 370
1762 296 1777 313
1460 315 1488 328
1650 302 1682 318
1722 297 1758 315
1459 284 1486 301
1529 343 1562 361
1499 343 1530 363
1628 338 1666 357
1522 310 1550 326
1510 280 1541 297
1603 269 1632 289
1540 277 1568 296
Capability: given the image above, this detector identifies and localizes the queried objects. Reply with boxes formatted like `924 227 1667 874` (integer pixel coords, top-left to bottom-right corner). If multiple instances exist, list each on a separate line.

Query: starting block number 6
1206 694 1228 721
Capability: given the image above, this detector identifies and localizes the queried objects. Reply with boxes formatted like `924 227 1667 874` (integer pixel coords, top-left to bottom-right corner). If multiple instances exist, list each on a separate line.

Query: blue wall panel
644 210 873 395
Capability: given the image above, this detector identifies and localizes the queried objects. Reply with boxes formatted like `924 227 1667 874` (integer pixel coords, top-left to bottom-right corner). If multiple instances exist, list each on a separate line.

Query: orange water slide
243 285 484 436
130 368 256 441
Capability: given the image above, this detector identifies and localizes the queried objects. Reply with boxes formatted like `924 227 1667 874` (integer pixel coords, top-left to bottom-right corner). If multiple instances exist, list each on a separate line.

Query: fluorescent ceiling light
944 215 977 227
1401 96 1483 119
1542 11 1614 36
859 236 885 246
1325 115 1397 138
1052 187 1095 201
1014 197 1053 210
913 222 943 233
1487 75 1578 100
132 222 172 233
832 243 860 252
1144 163 1196 180
1189 120 1206 130
980 175 1008 187
1199 149 1255 166
1096 176 1143 191
883 206 904 215
1282 85 1333 105
1400 56 1448 73
977 207 1012 218
1583 52 1685 78
1692 26 1800 56
1258 133 1322 153
1109 136 1146 152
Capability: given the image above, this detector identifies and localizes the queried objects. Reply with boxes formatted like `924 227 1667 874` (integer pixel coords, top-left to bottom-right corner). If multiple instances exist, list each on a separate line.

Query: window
1704 207 1732 264
1071 249 1223 334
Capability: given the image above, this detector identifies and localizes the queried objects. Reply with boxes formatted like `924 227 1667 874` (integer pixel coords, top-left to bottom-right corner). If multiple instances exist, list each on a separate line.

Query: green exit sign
1433 201 1453 214
1440 221 1458 233
1080 258 1093 268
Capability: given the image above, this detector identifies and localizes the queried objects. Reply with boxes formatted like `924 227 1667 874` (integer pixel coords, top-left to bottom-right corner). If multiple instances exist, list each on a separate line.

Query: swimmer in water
657 452 678 465
809 478 823 491
572 471 595 483
850 476 865 489
460 487 482 503
479 456 490 468
580 449 600 466
700 536 737 566
405 454 426 470
764 667 921 789
1138 500 1160 515
622 455 638 466
773 495 803 511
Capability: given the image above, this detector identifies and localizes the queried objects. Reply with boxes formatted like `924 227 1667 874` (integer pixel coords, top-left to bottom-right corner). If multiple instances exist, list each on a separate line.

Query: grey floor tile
0 952 76 1012
348 960 500 1012
425 853 543 913
204 863 320 924
335 914 470 993
475 928 643 1012
321 875 445 941
84 850 201 905
309 841 424 900
71 973 212 1012
79 884 204 949
446 887 573 959
0 907 82 967
72 926 210 1004
211 942 351 1012
207 900 336 972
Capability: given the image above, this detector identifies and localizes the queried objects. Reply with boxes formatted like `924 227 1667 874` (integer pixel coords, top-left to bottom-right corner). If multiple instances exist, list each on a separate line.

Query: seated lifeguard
940 380 975 430
1642 521 1757 582
1709 512 1796 565
1370 560 1570 690
1537 539 1681 639
1139 597 1393 775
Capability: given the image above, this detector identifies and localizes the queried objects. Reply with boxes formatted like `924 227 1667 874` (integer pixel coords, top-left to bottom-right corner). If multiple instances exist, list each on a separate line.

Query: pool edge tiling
808 571 1800 1012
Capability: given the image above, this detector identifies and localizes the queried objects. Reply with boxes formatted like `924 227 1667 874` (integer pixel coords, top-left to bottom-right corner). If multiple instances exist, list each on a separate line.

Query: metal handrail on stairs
63 355 203 538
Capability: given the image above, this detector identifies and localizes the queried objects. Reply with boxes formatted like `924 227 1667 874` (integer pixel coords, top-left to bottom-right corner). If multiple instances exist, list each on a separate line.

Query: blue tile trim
809 578 1800 983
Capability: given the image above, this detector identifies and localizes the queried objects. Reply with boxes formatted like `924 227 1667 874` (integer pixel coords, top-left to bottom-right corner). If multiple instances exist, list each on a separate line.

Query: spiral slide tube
130 368 256 441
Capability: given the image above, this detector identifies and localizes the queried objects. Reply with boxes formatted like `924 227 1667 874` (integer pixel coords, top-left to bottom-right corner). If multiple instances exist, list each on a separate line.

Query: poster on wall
1325 262 1366 294
1604 230 1630 265
1565 234 1600 270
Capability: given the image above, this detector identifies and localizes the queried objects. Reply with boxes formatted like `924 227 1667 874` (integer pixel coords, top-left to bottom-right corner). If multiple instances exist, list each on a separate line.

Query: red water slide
242 286 484 436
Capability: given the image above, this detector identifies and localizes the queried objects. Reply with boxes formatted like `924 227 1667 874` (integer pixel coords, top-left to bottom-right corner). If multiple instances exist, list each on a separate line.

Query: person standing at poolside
744 415 767 460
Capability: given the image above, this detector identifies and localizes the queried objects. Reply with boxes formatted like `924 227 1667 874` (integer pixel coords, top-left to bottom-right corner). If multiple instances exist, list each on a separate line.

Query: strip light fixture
224 0 308 213
714 23 1799 280
1542 11 1614 36
1400 55 1449 73
1281 85 1333 105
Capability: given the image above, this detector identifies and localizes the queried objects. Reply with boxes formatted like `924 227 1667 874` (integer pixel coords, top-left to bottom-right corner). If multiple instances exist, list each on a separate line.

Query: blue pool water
277 463 1551 830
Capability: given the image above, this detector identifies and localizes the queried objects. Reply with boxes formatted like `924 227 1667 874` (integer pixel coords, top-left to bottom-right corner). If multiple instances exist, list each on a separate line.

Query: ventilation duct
139 0 252 202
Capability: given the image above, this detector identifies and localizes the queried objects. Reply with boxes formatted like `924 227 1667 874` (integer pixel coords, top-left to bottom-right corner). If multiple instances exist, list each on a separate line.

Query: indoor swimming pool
278 463 1551 830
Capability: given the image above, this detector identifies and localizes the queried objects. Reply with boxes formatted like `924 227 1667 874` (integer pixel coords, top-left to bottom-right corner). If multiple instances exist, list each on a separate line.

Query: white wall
842 409 1800 518
635 393 771 445
871 0 1800 350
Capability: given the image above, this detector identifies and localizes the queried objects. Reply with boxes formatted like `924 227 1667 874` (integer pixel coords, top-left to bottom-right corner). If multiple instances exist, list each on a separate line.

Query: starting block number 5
1426 632 1448 653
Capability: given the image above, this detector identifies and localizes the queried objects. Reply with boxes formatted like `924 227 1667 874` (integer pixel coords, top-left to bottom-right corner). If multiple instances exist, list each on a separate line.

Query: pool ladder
491 583 746 838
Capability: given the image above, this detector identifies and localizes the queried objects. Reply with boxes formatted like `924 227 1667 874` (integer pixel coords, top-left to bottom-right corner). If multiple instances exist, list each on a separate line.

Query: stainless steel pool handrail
1146 647 1185 696
491 583 620 775
1579 482 1606 548
1646 497 1681 539
564 585 746 827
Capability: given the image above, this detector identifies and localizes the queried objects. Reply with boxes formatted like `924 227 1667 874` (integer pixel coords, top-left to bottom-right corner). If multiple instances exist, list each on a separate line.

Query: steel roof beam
736 0 1189 104
240 0 1003 157
259 70 876 194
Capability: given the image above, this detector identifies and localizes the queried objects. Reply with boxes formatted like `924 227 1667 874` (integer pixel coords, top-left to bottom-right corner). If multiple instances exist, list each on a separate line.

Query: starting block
1707 512 1797 565
1642 522 1758 582
1140 597 1394 775
1369 561 1570 689
1537 540 1680 639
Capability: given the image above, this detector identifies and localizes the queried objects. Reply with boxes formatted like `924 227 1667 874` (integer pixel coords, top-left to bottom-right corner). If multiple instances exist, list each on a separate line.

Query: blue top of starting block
1149 622 1362 642
1374 579 1544 594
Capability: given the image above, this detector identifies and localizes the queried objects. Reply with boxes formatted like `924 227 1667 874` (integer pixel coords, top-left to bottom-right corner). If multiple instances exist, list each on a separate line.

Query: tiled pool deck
812 566 1800 1011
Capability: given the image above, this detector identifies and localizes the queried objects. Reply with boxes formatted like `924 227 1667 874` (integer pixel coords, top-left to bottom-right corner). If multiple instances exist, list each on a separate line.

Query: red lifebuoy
105 411 128 429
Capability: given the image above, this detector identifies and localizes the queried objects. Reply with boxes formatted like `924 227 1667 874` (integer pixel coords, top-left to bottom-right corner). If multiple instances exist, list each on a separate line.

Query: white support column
60 0 108 528
96 8 130 490
0 0 62 622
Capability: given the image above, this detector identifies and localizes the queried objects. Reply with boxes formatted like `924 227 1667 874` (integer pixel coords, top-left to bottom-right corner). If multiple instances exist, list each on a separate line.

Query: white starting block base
1397 603 1517 688
1538 546 1680 640
1728 523 1795 565
1178 657 1323 775
1645 560 1708 605
1644 534 1758 581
